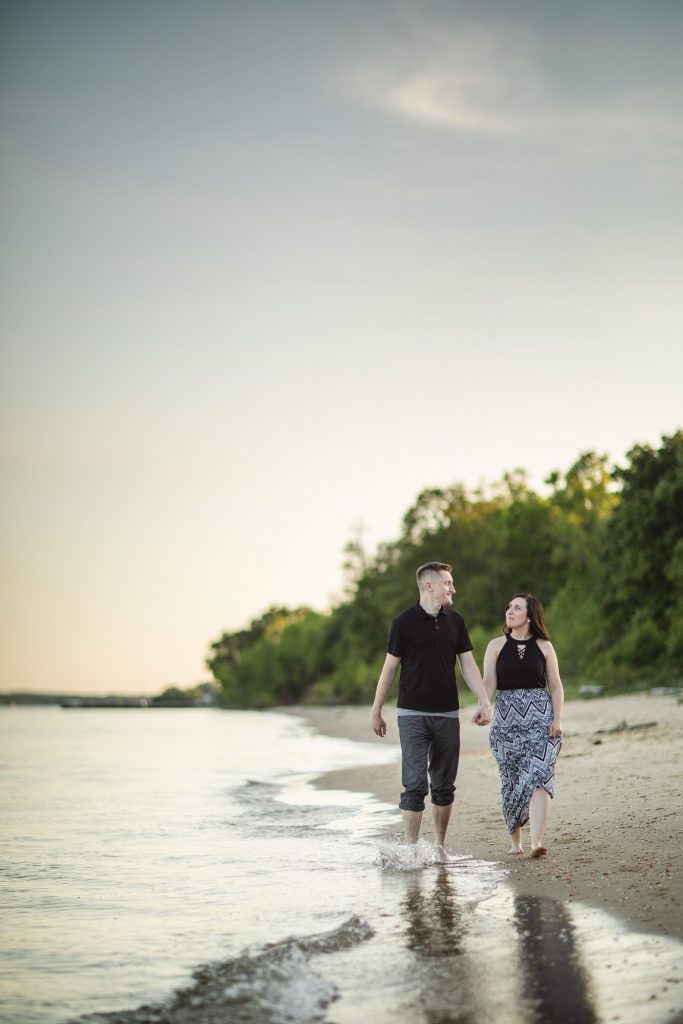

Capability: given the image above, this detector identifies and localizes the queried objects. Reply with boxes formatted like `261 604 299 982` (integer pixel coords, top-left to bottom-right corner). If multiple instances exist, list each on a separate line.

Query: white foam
374 837 474 871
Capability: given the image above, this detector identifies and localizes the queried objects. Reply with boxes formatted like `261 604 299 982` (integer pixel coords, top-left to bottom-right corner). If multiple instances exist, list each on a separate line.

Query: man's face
432 570 456 606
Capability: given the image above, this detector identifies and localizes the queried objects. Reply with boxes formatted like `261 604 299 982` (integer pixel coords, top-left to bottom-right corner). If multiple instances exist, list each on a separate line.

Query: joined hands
472 702 492 726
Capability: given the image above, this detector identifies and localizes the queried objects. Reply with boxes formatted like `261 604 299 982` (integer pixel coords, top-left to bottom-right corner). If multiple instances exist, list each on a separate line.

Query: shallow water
1 707 682 1024
0 706 396 1023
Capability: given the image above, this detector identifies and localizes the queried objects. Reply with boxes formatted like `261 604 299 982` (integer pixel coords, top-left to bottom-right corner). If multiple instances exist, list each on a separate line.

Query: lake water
1 707 682 1024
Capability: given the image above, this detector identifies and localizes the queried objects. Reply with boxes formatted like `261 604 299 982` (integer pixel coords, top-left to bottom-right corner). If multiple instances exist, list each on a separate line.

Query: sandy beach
291 693 683 942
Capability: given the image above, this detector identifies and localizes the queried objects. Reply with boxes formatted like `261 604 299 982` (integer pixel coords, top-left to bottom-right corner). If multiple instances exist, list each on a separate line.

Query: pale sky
2 1 682 693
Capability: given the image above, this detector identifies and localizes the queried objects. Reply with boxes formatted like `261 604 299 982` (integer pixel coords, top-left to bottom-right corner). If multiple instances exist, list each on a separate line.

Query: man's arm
371 654 401 737
457 650 491 725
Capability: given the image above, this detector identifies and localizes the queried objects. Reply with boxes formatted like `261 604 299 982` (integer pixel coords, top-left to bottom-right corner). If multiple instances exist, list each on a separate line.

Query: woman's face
506 597 529 631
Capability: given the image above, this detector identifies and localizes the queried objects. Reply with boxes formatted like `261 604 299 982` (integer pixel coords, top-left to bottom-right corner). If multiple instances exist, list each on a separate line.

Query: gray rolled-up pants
397 715 460 812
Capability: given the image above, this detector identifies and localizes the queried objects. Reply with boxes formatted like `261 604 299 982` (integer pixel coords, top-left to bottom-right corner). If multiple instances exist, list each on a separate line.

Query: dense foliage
208 432 683 706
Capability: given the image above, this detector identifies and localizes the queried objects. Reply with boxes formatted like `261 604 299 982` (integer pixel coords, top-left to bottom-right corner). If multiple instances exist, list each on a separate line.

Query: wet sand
290 693 683 942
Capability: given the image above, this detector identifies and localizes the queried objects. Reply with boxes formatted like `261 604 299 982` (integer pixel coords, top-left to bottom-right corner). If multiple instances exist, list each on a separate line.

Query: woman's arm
541 641 564 737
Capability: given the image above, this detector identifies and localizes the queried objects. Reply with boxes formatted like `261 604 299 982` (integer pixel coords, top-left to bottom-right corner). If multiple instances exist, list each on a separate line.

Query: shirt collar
415 601 445 619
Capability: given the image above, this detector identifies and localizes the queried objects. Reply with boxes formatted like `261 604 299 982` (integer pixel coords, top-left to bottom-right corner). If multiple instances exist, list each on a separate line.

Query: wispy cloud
347 20 683 147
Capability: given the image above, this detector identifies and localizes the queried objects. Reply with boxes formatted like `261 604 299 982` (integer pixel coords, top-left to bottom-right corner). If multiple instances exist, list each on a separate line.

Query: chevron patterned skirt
489 688 562 833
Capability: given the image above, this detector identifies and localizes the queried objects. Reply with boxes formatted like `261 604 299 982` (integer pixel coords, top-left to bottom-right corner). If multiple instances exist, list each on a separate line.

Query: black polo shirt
387 602 473 713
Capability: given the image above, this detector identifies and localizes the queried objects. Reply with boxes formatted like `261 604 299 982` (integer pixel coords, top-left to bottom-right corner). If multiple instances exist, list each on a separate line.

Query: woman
483 593 564 858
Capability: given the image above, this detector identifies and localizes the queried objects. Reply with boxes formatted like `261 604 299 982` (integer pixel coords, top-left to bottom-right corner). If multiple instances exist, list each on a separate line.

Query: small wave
375 837 473 872
71 916 374 1024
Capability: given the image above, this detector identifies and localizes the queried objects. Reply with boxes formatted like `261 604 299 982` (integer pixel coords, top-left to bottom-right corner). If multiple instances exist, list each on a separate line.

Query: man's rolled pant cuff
399 793 427 812
430 787 455 806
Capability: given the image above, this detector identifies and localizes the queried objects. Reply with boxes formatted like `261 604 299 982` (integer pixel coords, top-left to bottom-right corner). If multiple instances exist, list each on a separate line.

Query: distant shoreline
0 694 212 708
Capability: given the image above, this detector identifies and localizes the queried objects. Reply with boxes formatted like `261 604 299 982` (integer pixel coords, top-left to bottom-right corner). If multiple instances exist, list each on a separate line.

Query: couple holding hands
371 561 564 859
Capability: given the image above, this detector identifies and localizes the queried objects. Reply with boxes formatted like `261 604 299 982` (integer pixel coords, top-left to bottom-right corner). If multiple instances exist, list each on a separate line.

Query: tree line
208 431 683 707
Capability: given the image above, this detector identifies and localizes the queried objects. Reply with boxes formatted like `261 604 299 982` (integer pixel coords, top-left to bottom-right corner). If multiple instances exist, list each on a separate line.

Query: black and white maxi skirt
489 688 562 833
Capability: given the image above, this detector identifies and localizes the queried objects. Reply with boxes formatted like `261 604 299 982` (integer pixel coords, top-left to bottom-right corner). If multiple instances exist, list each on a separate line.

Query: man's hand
472 701 491 726
371 709 387 737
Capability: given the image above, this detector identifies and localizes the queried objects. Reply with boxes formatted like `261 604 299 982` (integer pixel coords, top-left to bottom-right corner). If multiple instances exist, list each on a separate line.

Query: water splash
375 837 475 871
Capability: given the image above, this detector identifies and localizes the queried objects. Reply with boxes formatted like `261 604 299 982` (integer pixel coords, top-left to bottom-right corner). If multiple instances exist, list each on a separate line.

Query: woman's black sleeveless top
496 635 547 690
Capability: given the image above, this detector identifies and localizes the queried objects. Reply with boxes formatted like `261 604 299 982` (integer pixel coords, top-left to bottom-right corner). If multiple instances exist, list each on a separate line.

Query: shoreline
282 694 683 942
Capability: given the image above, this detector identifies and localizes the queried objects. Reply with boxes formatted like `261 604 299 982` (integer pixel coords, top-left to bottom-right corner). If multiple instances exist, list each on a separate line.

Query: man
371 561 491 854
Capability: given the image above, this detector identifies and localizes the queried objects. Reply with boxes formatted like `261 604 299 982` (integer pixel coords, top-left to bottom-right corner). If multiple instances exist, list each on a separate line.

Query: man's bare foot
433 844 457 864
530 846 547 858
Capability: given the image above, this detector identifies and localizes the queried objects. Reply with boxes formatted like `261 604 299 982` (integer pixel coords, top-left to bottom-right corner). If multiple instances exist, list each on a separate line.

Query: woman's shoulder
486 634 507 654
535 637 555 656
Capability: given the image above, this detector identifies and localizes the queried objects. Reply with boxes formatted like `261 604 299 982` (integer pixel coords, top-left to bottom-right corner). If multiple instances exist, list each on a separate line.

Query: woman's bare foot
508 825 523 855
530 845 547 858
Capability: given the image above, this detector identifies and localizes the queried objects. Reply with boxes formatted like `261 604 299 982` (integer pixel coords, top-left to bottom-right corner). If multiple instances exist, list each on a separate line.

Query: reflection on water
402 868 466 960
325 856 683 1024
396 867 682 1024
512 894 596 1024
400 869 474 1024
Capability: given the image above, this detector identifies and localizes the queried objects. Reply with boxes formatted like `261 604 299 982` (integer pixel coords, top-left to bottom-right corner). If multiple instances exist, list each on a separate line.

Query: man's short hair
416 561 452 591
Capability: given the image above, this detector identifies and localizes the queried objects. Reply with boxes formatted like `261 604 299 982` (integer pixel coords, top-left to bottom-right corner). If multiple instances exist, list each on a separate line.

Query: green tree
208 606 316 705
211 610 331 707
206 436 682 705
544 453 614 678
595 431 683 681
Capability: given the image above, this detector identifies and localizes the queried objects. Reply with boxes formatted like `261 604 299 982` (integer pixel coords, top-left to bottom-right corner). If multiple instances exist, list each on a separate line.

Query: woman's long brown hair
503 592 550 640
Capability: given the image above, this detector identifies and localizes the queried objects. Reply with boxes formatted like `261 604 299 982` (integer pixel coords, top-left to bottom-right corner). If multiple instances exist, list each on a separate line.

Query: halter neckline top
496 634 547 690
